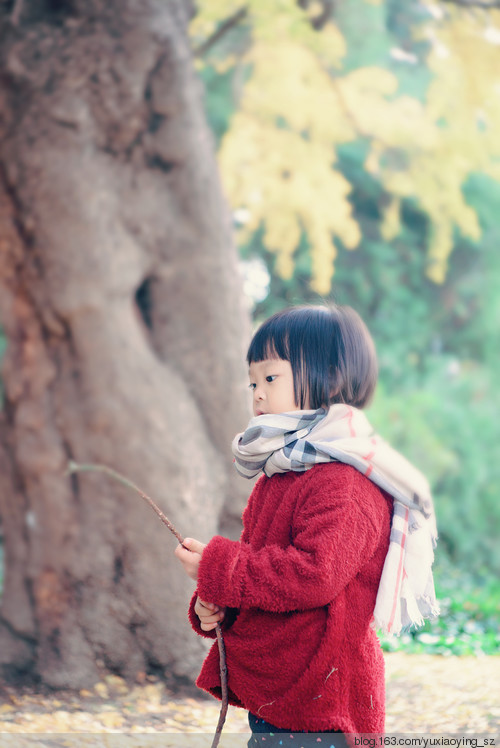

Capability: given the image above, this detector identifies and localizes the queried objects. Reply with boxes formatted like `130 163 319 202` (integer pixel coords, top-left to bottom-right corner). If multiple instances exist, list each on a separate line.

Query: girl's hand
174 537 206 581
194 596 226 632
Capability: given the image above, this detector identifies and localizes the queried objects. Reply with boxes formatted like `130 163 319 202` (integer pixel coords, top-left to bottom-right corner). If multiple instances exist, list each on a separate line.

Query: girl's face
248 358 309 416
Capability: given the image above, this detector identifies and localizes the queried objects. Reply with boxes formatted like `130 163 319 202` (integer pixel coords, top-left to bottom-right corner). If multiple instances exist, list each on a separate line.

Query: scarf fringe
376 598 441 636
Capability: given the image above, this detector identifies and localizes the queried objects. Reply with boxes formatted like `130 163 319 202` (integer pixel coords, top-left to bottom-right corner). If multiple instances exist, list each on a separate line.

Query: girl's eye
265 375 277 383
248 383 256 390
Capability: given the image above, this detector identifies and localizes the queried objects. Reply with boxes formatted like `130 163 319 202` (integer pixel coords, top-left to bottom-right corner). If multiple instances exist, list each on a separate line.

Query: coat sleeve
196 466 389 613
186 479 264 638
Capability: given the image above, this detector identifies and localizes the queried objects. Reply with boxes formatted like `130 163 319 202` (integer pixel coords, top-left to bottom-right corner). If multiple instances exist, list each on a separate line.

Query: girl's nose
254 385 265 401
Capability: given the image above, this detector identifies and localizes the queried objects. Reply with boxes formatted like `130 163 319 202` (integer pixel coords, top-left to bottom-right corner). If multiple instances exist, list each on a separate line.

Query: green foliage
379 557 500 656
199 65 236 145
337 0 432 100
193 0 500 290
368 361 500 574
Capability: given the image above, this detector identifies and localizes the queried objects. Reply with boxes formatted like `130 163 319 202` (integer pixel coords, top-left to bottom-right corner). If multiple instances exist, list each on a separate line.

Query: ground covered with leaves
0 654 498 747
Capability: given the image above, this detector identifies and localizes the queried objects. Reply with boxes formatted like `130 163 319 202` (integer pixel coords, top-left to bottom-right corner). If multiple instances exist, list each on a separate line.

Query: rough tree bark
0 0 250 689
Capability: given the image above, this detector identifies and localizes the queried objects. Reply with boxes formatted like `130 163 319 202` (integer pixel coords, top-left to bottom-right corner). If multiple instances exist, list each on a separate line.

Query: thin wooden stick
67 461 185 544
214 626 228 740
67 461 228 748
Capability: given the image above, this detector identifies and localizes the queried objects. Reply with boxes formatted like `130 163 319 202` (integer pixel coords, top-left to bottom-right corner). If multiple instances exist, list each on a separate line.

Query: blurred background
190 0 500 656
0 0 499 697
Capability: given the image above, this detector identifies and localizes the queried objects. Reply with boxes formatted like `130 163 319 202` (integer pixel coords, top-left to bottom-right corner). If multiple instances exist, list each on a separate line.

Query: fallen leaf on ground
0 653 497 739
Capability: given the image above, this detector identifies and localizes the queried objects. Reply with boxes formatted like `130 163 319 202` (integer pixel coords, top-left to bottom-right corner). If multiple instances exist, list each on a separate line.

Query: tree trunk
0 0 250 689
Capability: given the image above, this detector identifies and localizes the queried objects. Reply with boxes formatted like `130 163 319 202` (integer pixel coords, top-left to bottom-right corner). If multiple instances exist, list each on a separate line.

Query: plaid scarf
232 404 439 635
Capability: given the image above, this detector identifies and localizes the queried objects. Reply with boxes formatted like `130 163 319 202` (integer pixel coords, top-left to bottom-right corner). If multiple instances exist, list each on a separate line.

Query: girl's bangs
247 321 290 364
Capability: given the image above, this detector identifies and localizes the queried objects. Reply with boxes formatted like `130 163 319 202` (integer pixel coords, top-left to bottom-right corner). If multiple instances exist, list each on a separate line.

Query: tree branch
311 0 335 30
298 0 335 30
67 461 228 748
193 6 248 58
67 461 186 543
192 0 335 62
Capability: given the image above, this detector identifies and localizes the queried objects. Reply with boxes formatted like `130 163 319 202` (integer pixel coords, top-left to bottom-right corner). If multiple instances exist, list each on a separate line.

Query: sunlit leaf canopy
191 0 500 292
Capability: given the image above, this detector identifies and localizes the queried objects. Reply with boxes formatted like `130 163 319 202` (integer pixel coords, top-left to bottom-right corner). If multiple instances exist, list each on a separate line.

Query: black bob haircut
247 305 378 410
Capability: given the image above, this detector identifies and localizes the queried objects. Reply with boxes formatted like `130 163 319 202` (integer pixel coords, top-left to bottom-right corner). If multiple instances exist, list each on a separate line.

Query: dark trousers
247 712 348 747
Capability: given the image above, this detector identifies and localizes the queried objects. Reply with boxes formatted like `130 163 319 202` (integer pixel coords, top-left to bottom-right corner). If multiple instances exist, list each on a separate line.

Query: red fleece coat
189 462 392 734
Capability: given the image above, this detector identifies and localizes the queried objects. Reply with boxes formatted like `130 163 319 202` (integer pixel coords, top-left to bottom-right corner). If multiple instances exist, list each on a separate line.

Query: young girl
175 305 438 743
